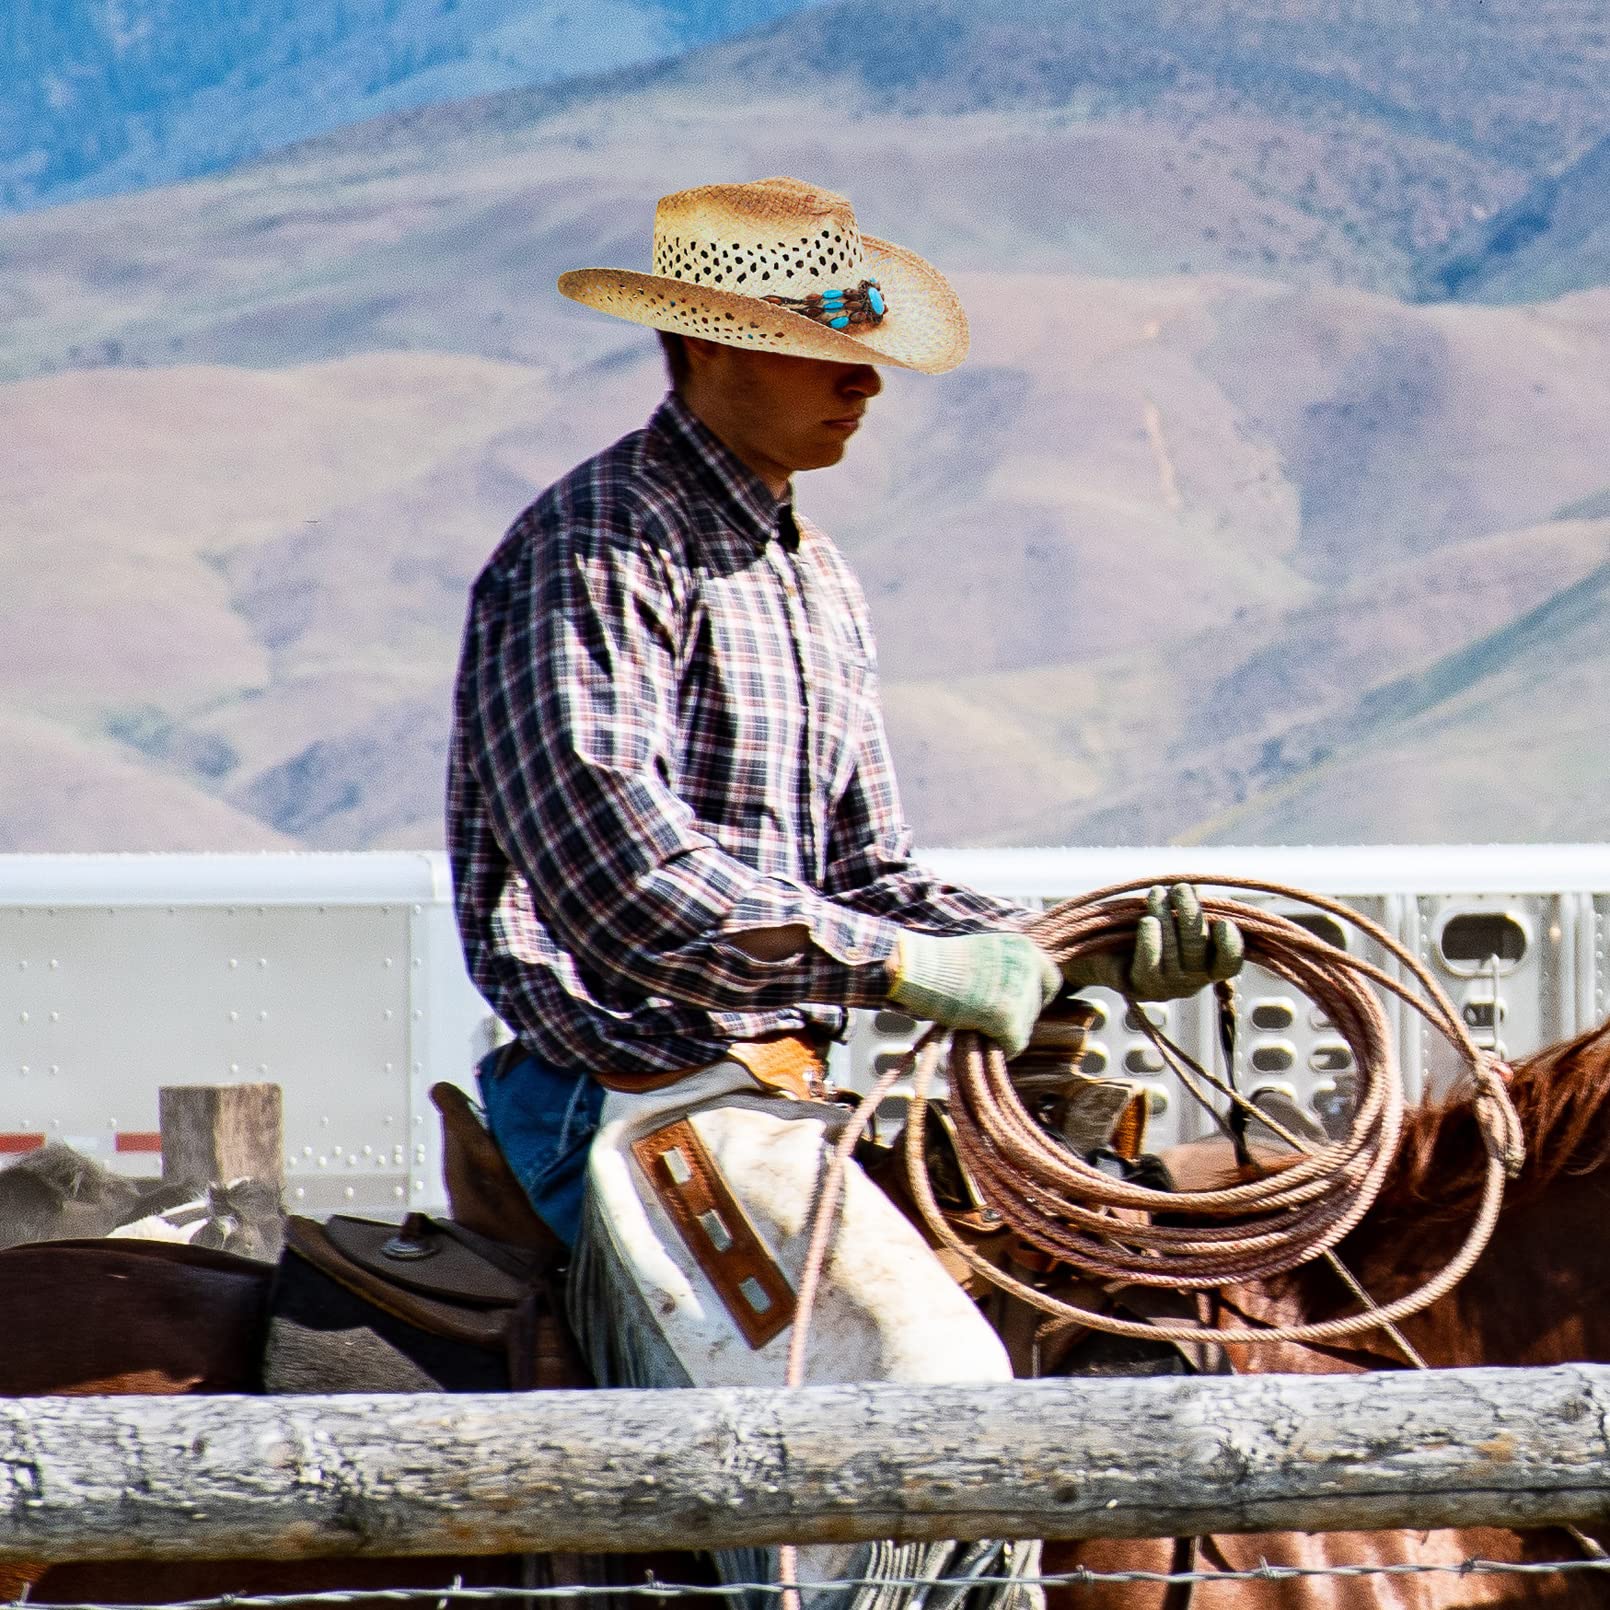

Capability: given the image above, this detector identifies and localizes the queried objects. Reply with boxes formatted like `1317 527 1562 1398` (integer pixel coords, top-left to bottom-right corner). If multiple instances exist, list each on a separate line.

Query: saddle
858 1000 1153 1303
284 1057 1197 1392
273 1082 589 1392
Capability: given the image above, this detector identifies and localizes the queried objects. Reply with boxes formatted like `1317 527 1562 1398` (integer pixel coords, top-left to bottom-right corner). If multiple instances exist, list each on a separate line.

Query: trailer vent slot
1290 912 1348 951
1440 912 1526 968
1250 1043 1296 1074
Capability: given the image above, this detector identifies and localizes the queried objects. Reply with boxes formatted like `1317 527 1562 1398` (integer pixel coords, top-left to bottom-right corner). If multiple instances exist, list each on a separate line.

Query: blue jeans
475 1046 604 1248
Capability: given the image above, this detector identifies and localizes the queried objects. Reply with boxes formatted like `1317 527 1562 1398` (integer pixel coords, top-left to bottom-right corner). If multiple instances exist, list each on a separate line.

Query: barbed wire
16 1552 1610 1609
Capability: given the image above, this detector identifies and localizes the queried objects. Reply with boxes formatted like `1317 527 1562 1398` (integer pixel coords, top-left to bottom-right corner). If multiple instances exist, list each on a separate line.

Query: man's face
682 339 883 493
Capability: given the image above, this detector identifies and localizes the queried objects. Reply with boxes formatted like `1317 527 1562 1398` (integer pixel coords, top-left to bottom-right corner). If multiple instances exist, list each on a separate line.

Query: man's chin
796 439 850 472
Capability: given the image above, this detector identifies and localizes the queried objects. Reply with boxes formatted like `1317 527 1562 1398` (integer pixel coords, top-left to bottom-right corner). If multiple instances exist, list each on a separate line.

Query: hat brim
558 233 968 375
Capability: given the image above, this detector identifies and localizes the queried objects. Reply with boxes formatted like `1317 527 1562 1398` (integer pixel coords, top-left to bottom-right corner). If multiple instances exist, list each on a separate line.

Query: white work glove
887 931 1062 1058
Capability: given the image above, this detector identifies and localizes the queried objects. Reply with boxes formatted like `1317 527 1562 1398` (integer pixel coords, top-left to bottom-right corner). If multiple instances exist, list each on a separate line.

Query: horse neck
1298 1046 1610 1368
1386 1166 1610 1367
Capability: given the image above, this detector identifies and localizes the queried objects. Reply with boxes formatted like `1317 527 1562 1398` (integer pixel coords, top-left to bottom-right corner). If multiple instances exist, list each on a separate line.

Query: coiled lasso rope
785 875 1527 1377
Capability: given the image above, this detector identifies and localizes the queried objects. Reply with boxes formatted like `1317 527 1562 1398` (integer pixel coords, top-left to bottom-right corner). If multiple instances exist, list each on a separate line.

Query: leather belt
594 1031 829 1099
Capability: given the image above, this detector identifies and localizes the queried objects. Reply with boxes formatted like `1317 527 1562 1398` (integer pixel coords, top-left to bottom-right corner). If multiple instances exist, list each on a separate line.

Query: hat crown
652 177 867 300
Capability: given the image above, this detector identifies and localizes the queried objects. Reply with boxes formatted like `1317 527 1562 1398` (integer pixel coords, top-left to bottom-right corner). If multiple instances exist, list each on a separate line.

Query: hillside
265 0 1610 294
4 276 1607 852
4 1 1609 851
1421 135 1610 303
0 0 819 212
3 0 1608 399
0 712 293 853
1175 554 1610 845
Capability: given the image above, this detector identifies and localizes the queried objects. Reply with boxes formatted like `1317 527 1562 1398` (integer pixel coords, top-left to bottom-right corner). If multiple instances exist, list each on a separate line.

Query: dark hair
658 329 690 389
650 326 689 389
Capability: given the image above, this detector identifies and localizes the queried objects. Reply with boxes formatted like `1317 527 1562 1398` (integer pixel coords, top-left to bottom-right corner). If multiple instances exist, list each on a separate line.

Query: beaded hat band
764 279 887 330
557 177 967 375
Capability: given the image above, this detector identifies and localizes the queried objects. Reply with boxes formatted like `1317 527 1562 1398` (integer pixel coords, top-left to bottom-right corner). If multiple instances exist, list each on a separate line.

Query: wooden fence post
158 1084 283 1189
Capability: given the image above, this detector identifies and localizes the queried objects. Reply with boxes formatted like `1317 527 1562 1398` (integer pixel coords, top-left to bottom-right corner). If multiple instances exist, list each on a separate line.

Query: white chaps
566 1057 1041 1610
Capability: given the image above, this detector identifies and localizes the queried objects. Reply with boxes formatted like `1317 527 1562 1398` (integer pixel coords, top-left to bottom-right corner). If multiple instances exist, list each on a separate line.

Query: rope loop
786 875 1527 1367
905 875 1525 1344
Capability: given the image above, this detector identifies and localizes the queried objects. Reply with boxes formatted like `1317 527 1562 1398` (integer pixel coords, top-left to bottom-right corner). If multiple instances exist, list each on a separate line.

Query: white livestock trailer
2 845 1606 1214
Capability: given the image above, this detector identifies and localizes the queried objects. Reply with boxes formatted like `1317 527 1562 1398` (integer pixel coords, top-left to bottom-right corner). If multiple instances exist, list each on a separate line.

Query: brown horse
1047 1018 1610 1607
0 1204 702 1608
8 1027 1610 1607
0 1235 541 1607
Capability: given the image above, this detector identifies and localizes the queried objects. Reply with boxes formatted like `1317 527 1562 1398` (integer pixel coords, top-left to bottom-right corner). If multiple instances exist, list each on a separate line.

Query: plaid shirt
447 393 1026 1078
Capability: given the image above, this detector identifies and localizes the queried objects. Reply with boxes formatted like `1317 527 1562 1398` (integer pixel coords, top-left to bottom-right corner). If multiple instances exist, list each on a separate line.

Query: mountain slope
4 3 1609 851
0 710 294 853
2 0 1603 399
5 275 1608 851
883 512 1610 848
0 78 1573 391
0 0 820 213
5 0 1610 389
1421 135 1610 303
261 0 1610 294
1173 555 1610 844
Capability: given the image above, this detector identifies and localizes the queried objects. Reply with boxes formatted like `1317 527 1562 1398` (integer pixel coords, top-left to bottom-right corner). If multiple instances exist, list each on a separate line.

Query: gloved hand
1062 883 1245 1002
887 931 1061 1058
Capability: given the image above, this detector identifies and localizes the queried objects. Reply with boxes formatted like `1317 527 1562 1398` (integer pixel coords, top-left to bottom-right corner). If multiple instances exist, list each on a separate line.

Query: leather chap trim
631 1115 797 1349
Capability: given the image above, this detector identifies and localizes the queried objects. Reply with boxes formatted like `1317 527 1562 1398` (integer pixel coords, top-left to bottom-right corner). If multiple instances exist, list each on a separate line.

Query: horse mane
1368 1018 1610 1229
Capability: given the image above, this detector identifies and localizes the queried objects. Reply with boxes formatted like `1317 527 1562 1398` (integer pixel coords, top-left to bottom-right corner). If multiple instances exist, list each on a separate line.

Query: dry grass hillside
5 272 1606 851
4 2 1608 850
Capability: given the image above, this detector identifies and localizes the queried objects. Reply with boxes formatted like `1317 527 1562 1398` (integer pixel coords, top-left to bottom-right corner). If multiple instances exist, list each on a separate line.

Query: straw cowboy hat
558 176 968 375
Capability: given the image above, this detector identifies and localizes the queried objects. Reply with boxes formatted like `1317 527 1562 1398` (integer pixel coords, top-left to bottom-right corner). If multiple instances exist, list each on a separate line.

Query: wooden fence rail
3 1366 1610 1562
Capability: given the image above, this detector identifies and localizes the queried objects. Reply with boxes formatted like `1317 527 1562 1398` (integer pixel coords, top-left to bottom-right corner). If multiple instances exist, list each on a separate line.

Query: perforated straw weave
559 177 969 375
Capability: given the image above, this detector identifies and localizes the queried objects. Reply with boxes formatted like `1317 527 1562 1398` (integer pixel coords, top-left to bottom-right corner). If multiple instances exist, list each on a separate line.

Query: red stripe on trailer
0 1134 46 1154
114 1132 163 1154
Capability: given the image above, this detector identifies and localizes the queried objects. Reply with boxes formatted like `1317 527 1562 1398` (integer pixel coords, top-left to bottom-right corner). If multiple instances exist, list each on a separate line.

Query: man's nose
839 364 882 399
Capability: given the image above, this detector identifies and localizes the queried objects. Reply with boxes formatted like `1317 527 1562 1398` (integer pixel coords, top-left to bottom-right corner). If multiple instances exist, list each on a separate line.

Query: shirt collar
650 392 797 551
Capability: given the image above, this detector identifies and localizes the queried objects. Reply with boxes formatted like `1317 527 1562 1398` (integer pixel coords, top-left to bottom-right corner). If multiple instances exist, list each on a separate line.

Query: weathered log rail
3 1367 1609 1561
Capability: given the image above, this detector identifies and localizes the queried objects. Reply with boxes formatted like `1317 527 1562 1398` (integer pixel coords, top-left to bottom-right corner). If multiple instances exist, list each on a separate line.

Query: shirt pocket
679 574 805 821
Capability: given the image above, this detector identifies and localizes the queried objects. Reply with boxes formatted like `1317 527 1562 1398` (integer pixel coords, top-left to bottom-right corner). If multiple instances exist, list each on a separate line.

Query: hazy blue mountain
6 0 1610 391
1420 135 1610 303
334 0 1609 163
689 0 1606 158
682 0 1610 282
249 0 1610 299
0 0 820 212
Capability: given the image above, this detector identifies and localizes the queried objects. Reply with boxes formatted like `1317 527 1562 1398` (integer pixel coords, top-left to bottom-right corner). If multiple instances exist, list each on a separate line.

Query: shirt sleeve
457 490 902 1014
